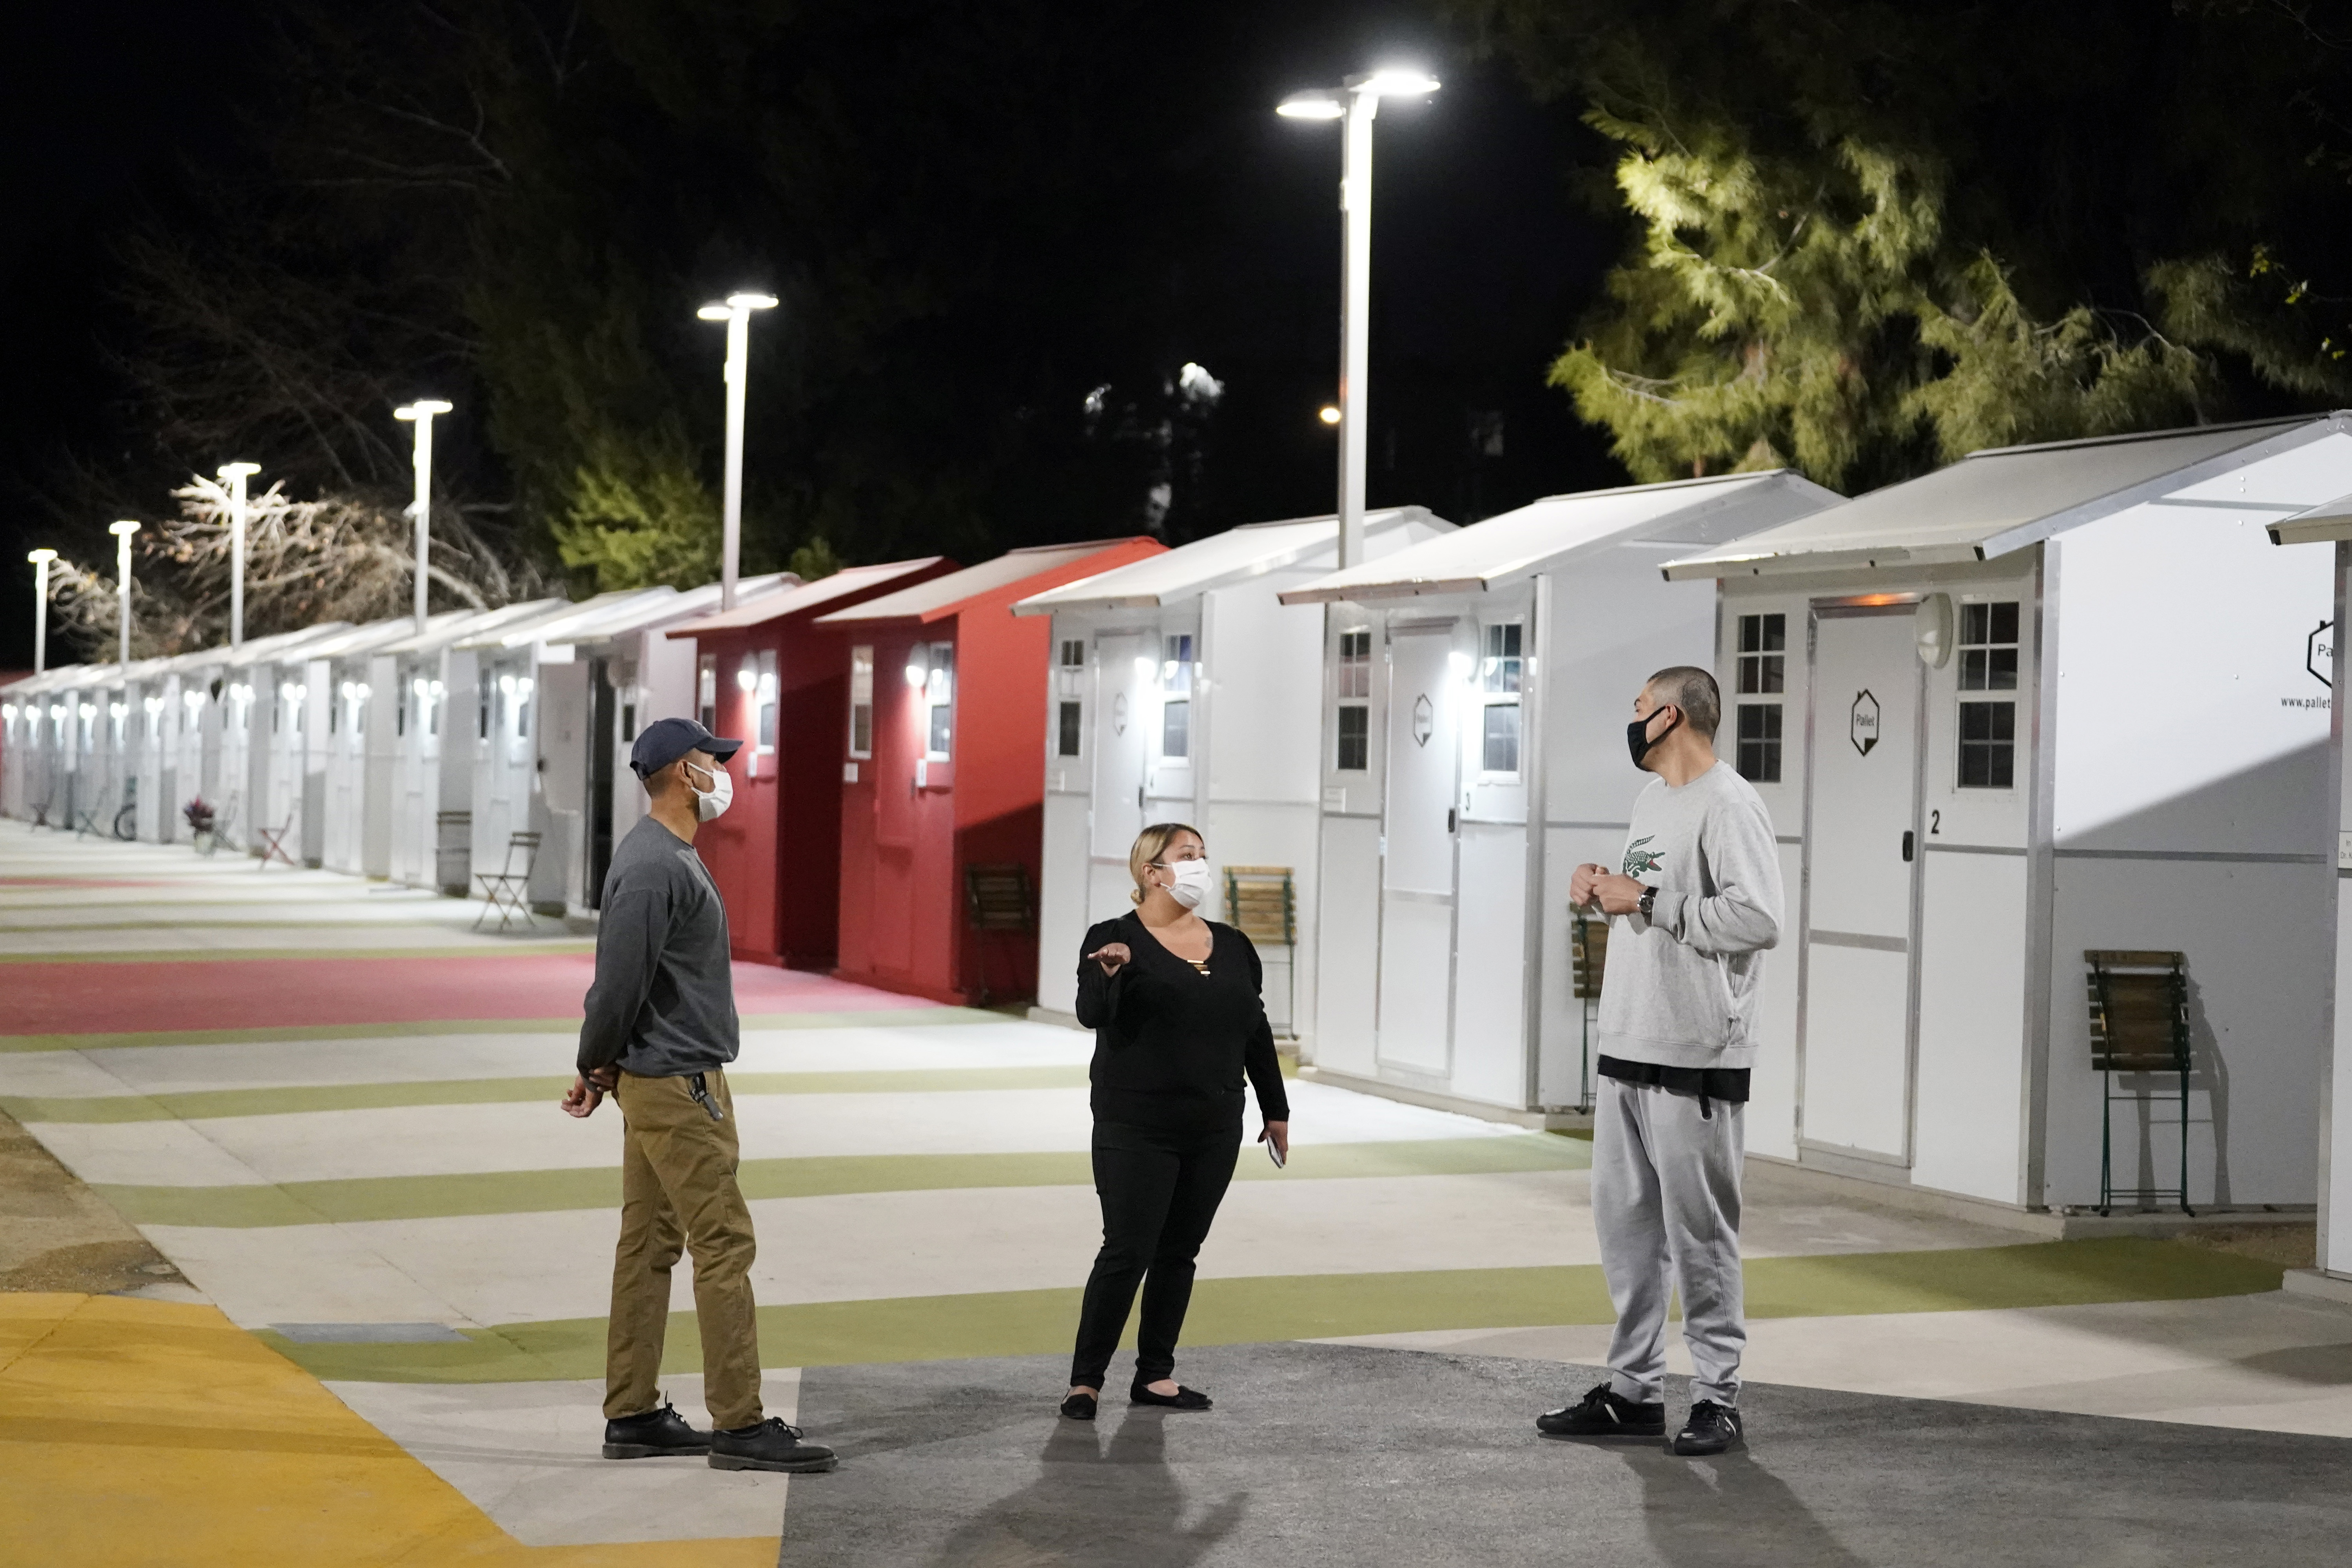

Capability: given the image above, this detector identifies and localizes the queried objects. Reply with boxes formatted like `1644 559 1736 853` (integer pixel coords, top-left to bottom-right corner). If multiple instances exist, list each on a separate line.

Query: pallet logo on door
1849 689 1881 756
1412 693 1434 746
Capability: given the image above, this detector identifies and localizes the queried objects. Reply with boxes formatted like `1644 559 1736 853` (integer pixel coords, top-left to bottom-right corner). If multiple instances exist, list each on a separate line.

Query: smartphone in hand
1265 1138 1285 1169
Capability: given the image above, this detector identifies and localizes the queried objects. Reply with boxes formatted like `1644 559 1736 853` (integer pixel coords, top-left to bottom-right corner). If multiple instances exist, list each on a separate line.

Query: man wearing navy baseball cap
560 715 837 1474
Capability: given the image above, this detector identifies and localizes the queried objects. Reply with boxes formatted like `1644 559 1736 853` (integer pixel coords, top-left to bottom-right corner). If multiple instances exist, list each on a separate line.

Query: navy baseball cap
630 716 743 779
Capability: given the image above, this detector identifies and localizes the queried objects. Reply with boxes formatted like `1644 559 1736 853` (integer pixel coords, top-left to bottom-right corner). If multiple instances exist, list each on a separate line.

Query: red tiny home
816 539 1166 1005
664 559 957 970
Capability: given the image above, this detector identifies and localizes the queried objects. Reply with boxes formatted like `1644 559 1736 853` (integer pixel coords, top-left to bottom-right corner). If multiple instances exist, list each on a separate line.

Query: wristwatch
1637 885 1658 924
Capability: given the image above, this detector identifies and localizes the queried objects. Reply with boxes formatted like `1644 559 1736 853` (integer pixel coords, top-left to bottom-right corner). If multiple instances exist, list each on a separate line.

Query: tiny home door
1377 623 1461 1076
1799 602 1925 1165
1091 633 1149 862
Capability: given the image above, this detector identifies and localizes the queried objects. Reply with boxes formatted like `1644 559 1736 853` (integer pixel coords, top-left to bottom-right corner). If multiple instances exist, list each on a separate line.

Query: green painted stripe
270 1238 2283 1383
105 1136 1590 1228
7 1065 1095 1123
0 1006 997 1052
0 941 597 965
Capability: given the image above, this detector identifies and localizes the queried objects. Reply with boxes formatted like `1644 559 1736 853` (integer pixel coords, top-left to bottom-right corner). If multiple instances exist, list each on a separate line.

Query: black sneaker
1670 1399 1743 1456
709 1417 839 1473
601 1399 710 1459
1537 1383 1666 1439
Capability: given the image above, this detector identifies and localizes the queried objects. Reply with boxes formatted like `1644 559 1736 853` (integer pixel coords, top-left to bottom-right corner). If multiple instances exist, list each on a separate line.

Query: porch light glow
1319 405 1341 425
1449 651 1474 681
499 674 516 695
736 666 759 692
1133 656 1155 677
905 661 927 688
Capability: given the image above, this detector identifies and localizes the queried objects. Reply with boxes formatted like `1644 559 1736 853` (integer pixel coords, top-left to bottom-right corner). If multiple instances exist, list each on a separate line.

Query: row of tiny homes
1018 506 1456 1038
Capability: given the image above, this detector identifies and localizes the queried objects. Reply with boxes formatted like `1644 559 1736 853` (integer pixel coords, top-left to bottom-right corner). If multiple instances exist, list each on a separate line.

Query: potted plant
184 797 218 855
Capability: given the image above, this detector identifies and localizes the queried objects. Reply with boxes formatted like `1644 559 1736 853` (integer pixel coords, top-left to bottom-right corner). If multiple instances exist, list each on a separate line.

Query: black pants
1069 1119 1241 1389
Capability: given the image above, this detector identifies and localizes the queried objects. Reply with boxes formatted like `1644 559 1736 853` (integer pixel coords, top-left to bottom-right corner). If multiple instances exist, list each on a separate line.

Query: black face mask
1627 707 1679 769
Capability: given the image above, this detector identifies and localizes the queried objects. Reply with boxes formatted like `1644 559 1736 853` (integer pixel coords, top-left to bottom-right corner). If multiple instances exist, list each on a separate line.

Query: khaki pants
604 1067 764 1429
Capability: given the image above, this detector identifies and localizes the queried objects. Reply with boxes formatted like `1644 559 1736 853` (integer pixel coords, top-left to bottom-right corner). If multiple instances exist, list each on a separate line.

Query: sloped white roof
1283 472 1839 604
539 573 798 645
817 540 1159 626
223 622 357 671
666 560 952 636
1664 415 2345 579
1014 508 1453 615
375 598 564 657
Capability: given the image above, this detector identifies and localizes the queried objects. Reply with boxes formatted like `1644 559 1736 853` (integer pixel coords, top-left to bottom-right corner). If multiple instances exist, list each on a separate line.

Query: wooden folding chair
962 862 1035 1005
1222 865 1298 1039
474 831 543 932
256 809 299 869
2085 949 2195 1216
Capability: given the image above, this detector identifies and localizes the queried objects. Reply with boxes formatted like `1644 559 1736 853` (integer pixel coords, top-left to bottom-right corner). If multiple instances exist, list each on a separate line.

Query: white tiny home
216 624 351 855
462 593 661 904
1663 415 2350 1217
1014 506 1455 1034
301 616 465 878
2259 495 2352 1294
1280 472 1841 1117
529 574 796 915
0 666 89 826
380 599 564 893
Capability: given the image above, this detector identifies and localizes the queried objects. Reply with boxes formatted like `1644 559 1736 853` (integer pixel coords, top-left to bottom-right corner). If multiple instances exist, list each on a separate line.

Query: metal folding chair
474 831 543 932
256 810 300 869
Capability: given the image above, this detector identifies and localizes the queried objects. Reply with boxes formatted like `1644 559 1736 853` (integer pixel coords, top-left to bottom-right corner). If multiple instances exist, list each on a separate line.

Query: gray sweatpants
1592 1075 1746 1407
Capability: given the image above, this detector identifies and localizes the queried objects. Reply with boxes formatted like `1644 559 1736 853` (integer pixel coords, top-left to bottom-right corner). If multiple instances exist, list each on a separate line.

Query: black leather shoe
1537 1383 1666 1439
1670 1399 1744 1456
1060 1390 1098 1421
601 1399 710 1459
709 1417 839 1473
1128 1381 1212 1410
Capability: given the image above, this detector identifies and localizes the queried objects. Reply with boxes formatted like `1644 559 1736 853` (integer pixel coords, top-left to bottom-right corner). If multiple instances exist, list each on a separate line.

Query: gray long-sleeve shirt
577 815 740 1078
1594 760 1784 1071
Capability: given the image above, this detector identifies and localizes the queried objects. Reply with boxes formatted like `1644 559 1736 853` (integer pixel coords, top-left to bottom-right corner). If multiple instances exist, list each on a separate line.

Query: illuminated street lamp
217 462 260 648
394 401 453 633
1278 67 1439 568
697 291 780 610
26 548 56 675
109 521 140 667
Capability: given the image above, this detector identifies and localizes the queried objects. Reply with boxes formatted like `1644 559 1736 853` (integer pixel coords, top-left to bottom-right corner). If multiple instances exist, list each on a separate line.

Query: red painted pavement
4 952 942 1037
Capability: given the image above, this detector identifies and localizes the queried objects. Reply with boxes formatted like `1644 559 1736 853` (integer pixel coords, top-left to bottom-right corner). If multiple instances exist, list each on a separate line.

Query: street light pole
393 402 453 633
697 292 780 610
217 463 260 649
109 521 141 668
26 549 55 675
1278 68 1439 569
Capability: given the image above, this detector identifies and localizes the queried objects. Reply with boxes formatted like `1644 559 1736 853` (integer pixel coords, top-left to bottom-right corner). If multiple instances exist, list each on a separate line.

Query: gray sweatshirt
1593 761 1784 1071
577 815 740 1078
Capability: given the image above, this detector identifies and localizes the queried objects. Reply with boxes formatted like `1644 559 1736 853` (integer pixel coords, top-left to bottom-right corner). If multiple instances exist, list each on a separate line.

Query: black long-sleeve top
1076 911 1290 1133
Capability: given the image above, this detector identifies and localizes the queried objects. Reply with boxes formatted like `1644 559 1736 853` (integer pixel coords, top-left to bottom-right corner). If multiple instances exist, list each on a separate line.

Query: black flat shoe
1060 1391 1098 1420
601 1398 710 1459
1129 1383 1212 1410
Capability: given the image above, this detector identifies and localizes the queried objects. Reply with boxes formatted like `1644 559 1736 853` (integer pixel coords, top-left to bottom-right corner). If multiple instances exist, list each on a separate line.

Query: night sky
0 2 1627 673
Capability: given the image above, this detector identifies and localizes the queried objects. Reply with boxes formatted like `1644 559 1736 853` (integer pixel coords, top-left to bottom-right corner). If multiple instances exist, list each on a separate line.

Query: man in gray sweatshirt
1539 666 1783 1456
561 715 836 1475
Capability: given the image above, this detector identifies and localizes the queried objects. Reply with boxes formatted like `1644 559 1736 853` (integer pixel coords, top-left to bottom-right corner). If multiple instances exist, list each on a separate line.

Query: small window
848 646 873 759
397 690 407 737
919 641 955 760
1161 633 1192 759
1735 704 1782 783
1056 639 1086 700
755 650 779 751
1479 622 1522 774
697 655 717 731
479 691 490 739
1336 706 1369 771
1959 701 2016 788
1336 628 1372 771
1737 613 1786 693
1957 600 2020 789
621 701 637 743
1958 601 2020 691
1057 701 1082 758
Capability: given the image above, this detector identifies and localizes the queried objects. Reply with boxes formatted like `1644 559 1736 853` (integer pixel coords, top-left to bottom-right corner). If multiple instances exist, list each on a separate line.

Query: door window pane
1057 701 1082 757
1336 706 1368 771
1162 699 1189 759
1482 702 1520 773
1958 700 2016 788
848 646 873 758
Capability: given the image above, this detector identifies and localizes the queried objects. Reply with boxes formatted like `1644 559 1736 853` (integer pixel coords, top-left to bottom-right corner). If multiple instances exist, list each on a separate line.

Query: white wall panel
1314 814 1382 1076
1035 792 1092 1015
1452 822 1527 1107
1913 849 2028 1203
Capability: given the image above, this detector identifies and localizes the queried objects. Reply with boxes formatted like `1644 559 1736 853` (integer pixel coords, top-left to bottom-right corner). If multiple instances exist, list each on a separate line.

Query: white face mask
1160 857 1214 911
686 759 733 822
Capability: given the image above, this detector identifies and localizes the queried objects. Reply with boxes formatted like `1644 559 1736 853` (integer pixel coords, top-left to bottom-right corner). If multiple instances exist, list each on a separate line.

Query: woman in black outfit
1060 822 1290 1420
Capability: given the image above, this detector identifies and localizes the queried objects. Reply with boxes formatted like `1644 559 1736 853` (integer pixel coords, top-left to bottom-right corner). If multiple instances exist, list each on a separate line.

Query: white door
1377 626 1460 1075
1799 606 1923 1164
1091 635 1148 861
